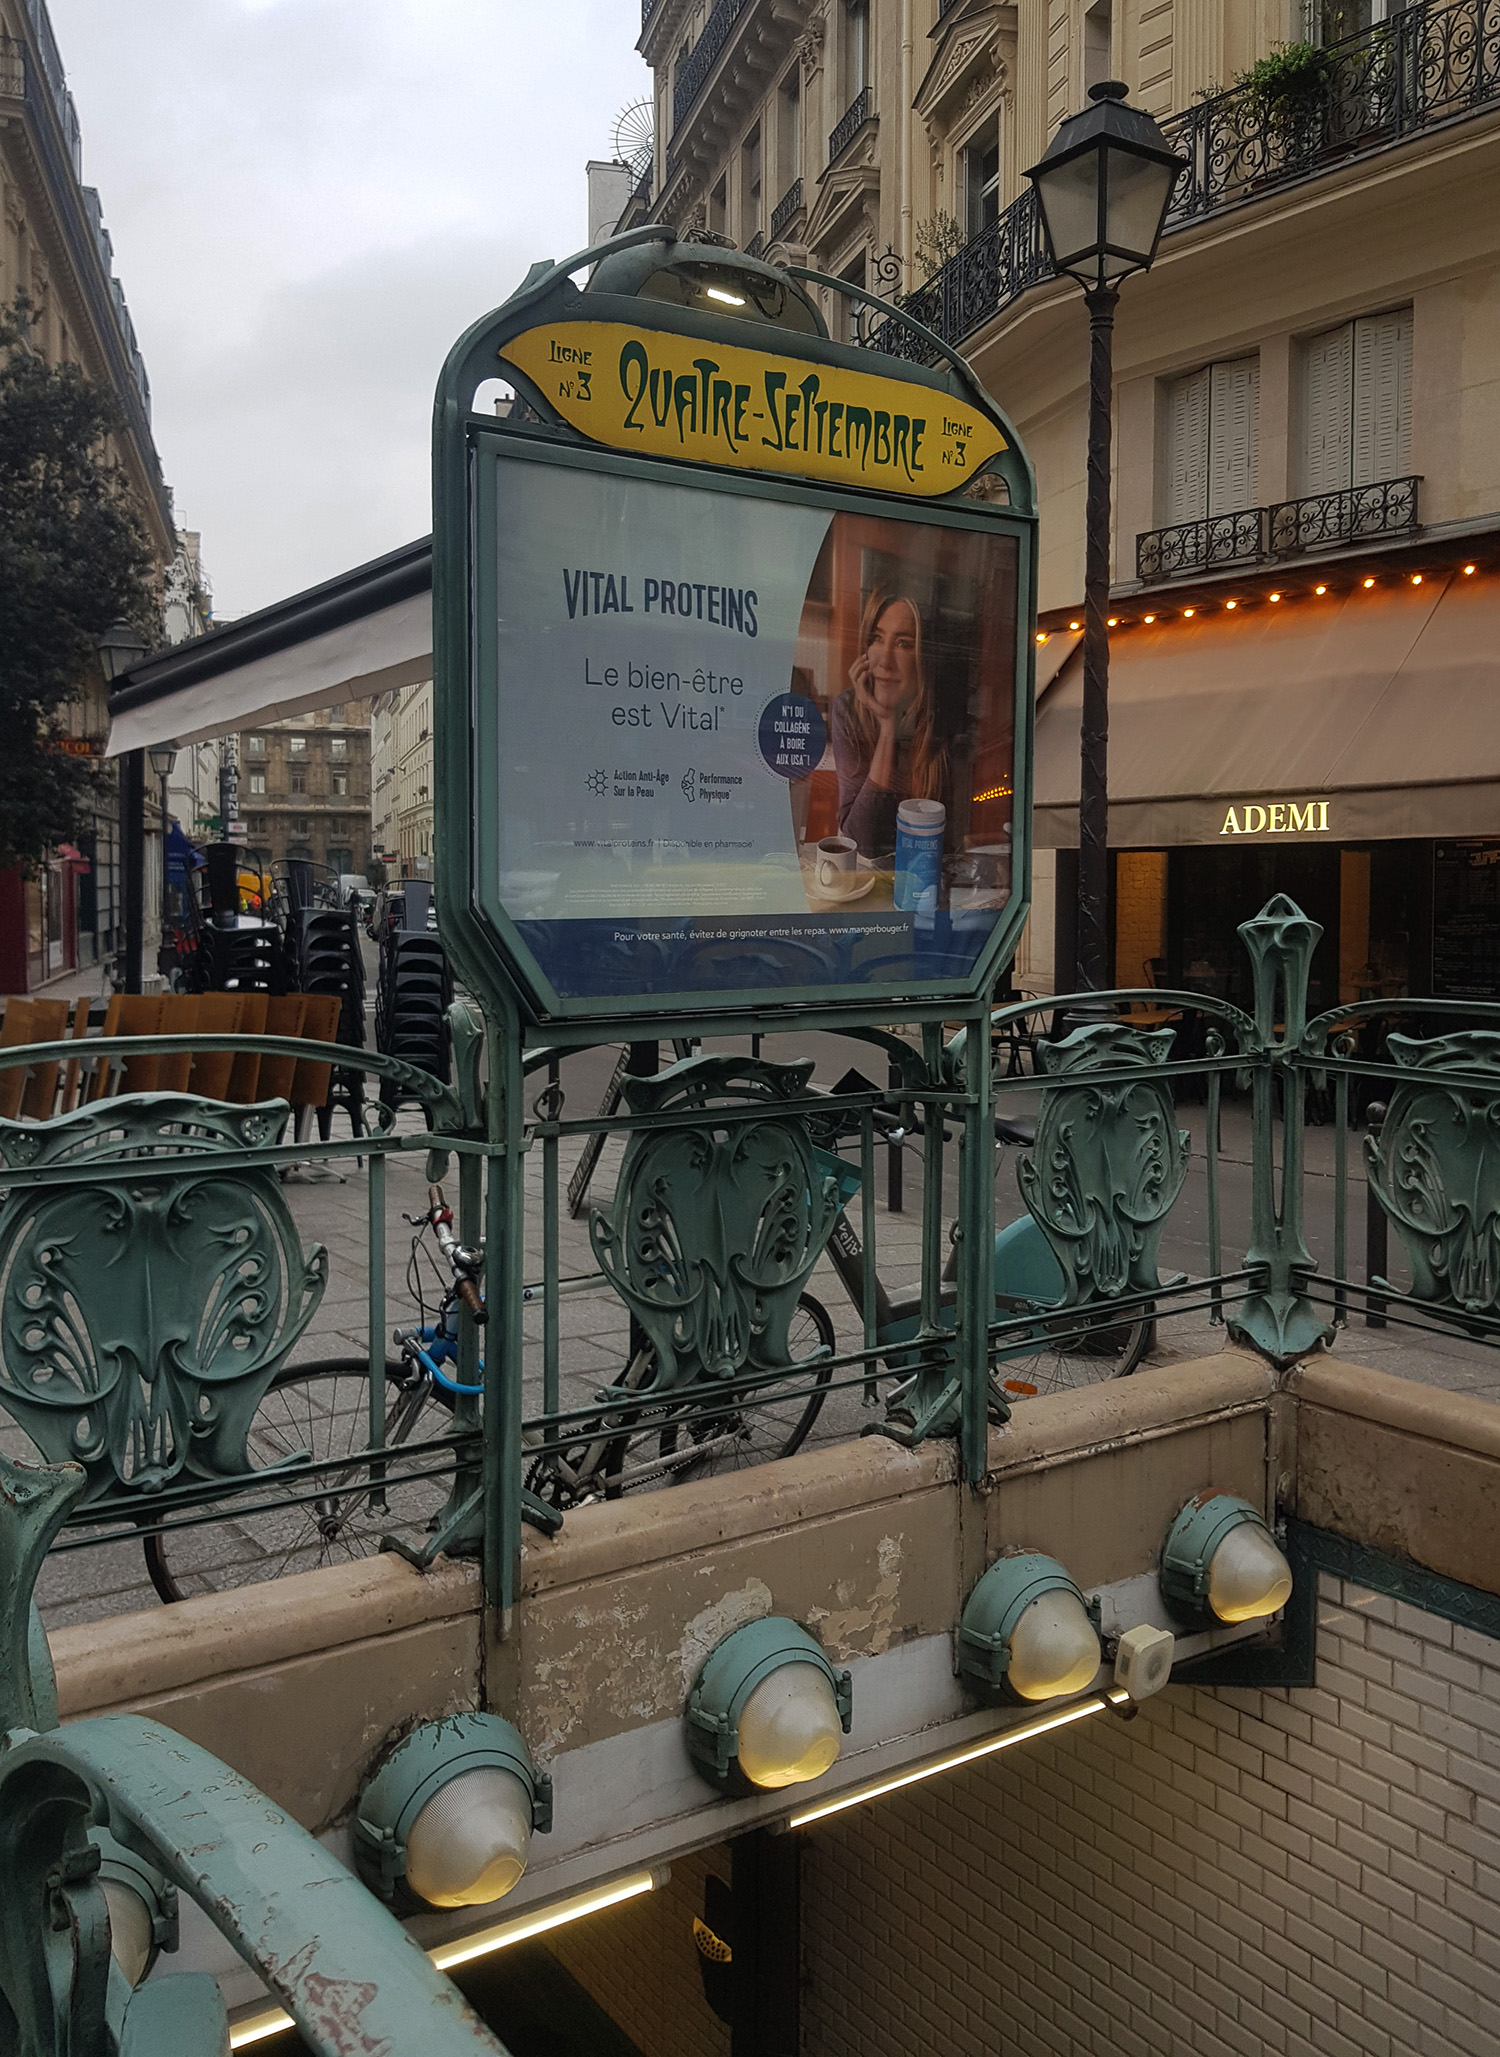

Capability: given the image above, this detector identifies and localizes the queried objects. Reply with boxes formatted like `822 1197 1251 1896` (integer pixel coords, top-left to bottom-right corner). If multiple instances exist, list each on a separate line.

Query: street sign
434 232 1038 1027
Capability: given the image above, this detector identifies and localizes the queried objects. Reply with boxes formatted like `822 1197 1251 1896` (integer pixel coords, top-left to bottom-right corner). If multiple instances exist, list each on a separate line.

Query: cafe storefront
1033 560 1500 1013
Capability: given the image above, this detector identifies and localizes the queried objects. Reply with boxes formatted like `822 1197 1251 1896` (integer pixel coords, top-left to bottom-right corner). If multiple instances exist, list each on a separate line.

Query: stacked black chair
288 861 367 1139
192 842 280 994
375 882 452 1113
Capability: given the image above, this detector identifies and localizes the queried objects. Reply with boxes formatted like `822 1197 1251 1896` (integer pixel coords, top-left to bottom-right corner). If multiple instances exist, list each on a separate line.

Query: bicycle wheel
143 1357 463 1601
990 1305 1152 1403
654 1292 837 1486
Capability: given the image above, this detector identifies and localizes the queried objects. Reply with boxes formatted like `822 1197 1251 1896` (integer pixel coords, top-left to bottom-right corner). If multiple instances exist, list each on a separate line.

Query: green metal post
542 1058 561 1417
485 995 528 1625
367 1151 387 1487
960 999 997 1478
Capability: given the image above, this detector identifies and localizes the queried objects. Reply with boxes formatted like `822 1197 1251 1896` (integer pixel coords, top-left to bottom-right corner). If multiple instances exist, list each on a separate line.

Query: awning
107 538 432 754
1035 567 1500 845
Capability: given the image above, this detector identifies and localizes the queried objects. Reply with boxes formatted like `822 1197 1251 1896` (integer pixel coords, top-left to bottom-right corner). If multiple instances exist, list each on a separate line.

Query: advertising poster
485 451 1017 999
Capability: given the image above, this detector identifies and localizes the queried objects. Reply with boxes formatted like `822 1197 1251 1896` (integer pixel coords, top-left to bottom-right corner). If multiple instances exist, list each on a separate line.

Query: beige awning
1035 566 1500 845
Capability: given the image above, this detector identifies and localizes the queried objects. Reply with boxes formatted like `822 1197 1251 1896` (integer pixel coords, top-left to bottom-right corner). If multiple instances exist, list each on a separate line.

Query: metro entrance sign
433 229 1038 1028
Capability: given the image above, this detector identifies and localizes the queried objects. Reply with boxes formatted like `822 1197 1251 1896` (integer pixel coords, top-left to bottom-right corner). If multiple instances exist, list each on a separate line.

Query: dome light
1143 613 1154 623
92 1828 176 1987
1269 591 1281 602
1182 607 1194 618
1464 563 1476 574
1036 631 1049 644
1225 599 1236 610
959 1552 1101 1705
1159 1493 1293 1630
1412 573 1423 584
1315 583 1327 594
1363 577 1376 588
1069 619 1081 630
686 1617 852 1792
355 1714 552 1912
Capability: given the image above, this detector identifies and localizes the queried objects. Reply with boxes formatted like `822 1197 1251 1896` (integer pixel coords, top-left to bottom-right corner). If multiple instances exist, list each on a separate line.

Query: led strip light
227 1868 661 2049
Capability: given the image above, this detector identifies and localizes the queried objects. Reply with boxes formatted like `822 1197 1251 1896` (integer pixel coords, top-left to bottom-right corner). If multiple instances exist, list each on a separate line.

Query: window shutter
1352 307 1412 485
1208 356 1260 515
1165 367 1209 526
1302 323 1353 495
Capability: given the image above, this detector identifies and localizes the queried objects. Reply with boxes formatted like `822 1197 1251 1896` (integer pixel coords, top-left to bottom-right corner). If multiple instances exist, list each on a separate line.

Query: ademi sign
1220 798 1331 837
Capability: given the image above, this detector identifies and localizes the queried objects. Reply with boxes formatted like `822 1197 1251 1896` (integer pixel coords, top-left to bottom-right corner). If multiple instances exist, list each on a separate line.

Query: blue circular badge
758 693 826 781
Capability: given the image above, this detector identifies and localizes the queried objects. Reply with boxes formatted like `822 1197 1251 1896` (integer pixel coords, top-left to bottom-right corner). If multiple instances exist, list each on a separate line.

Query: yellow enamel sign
497 320 1007 498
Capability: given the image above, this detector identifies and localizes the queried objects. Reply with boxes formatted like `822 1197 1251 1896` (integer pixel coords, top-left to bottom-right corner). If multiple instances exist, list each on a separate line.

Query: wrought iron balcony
744 229 765 257
673 0 751 128
1135 477 1421 583
829 85 873 163
864 0 1500 359
770 176 804 240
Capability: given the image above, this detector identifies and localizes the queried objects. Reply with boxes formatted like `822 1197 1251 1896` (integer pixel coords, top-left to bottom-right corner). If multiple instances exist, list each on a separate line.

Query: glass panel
1100 147 1175 265
1035 151 1101 271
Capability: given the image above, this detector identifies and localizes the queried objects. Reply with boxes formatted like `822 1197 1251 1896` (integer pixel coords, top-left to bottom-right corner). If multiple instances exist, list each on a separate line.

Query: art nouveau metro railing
867 0 1500 360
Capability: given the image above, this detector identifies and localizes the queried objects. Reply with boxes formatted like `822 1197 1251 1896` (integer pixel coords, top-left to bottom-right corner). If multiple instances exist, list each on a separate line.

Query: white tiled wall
802 1576 1500 2056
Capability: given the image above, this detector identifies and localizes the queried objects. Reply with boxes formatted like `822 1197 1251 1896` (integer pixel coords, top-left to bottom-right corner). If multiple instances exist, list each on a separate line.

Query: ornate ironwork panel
769 178 803 241
829 85 873 164
1016 1025 1190 1305
591 1056 841 1390
0 1095 326 1499
1266 475 1420 553
1136 507 1266 582
1364 1031 1500 1314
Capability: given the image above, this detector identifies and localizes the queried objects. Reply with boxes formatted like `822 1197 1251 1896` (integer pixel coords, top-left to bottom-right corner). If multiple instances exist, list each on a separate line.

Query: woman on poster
832 586 957 860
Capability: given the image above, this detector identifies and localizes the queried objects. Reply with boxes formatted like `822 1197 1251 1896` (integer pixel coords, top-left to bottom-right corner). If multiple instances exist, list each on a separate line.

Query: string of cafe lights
1034 558 1483 645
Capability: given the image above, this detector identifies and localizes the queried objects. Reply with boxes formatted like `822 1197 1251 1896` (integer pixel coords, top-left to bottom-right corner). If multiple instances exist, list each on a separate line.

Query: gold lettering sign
497 321 1007 498
1220 800 1331 836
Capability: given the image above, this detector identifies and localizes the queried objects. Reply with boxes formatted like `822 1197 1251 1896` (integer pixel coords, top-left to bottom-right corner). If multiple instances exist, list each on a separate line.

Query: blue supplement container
893 799 946 914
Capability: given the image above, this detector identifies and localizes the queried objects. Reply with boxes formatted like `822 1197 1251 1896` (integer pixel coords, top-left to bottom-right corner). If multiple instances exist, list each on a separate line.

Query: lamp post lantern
97 621 151 995
1026 83 1185 991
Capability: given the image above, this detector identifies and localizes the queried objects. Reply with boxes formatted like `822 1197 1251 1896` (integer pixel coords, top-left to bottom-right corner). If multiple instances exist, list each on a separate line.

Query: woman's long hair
841 587 947 803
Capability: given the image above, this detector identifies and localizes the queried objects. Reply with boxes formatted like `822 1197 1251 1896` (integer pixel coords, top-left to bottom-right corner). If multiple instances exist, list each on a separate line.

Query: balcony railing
1136 477 1422 582
829 85 873 163
743 229 765 257
770 176 804 240
865 0 1500 359
673 0 751 128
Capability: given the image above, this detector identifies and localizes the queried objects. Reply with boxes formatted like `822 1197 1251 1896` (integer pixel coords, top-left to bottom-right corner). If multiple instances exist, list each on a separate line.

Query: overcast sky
47 0 649 619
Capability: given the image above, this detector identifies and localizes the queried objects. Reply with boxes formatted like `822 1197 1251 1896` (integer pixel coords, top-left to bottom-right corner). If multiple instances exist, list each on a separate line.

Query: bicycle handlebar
426 1184 487 1325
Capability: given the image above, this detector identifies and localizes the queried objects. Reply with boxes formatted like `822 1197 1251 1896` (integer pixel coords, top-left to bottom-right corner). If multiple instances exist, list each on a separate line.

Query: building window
742 125 762 239
290 770 307 794
962 119 1001 239
1162 355 1260 526
332 771 348 796
329 736 348 762
1306 1 1414 46
1300 307 1412 495
292 818 309 837
845 0 868 98
288 735 308 758
778 68 802 190
249 772 266 795
328 848 353 875
1083 0 1113 93
248 814 267 834
245 734 266 758
330 706 345 725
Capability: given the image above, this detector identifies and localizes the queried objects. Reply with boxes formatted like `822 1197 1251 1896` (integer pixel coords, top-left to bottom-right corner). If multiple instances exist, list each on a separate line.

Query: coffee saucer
809 874 877 904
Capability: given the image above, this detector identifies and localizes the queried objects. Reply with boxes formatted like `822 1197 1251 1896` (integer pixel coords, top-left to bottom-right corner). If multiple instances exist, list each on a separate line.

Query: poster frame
434 233 1040 1035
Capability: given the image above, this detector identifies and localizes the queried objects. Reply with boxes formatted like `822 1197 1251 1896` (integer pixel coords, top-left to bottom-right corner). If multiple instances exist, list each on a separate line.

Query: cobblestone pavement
19 1027 1498 1631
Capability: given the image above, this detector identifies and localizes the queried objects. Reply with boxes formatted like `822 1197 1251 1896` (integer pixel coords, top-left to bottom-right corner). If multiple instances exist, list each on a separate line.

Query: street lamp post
97 620 151 993
148 740 179 975
1026 83 1186 993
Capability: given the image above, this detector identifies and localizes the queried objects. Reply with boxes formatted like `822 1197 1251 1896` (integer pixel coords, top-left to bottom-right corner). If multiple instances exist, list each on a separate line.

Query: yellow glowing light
226 1871 662 2048
1143 613 1155 623
704 286 745 307
1363 577 1375 588
1225 600 1237 610
1464 563 1476 574
787 1691 1131 1831
972 783 1014 805
1270 592 1281 602
1036 631 1048 644
1182 607 1195 618
1068 620 1081 630
1107 616 1118 626
1315 584 1327 594
1412 573 1423 584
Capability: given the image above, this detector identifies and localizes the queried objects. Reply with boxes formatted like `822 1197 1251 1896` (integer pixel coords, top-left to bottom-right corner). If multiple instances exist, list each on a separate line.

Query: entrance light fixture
354 1713 552 1911
96 619 149 684
686 1617 852 1791
93 1827 176 1988
147 740 179 781
1159 1493 1293 1630
959 1552 1102 1704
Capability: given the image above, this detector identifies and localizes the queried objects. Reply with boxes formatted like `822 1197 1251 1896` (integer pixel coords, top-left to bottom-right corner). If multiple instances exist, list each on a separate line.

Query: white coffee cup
816 835 858 893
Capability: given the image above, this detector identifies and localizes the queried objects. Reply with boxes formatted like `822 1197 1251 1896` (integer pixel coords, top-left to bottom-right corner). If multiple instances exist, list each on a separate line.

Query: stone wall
802 1575 1499 2056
